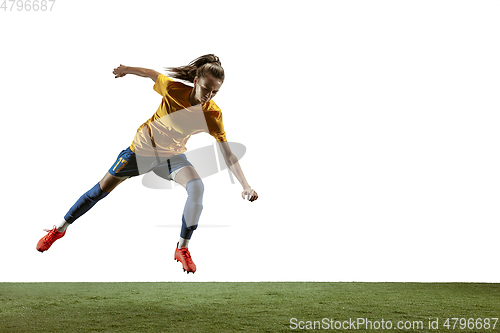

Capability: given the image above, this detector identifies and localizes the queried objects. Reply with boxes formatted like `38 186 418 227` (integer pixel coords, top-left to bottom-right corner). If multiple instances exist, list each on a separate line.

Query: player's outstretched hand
113 64 128 78
242 188 258 202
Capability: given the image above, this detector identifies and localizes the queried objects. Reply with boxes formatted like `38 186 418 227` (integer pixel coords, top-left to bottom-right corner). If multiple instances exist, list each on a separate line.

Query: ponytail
165 54 225 83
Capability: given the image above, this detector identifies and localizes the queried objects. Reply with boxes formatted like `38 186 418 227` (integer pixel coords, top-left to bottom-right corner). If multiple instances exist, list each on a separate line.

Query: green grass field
0 283 498 332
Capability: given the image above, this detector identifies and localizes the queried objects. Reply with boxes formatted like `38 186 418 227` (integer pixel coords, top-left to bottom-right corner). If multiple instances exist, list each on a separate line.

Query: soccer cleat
174 242 196 274
36 226 66 252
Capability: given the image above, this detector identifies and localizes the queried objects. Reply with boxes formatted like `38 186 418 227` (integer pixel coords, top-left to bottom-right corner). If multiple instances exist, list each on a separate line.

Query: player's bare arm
217 141 258 202
113 65 160 81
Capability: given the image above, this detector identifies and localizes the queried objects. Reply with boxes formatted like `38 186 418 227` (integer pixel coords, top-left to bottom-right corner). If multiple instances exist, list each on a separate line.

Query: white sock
178 238 190 249
57 220 70 233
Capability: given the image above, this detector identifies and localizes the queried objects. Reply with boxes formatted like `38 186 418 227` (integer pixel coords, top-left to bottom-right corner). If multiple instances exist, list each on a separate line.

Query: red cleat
36 226 66 252
174 243 196 274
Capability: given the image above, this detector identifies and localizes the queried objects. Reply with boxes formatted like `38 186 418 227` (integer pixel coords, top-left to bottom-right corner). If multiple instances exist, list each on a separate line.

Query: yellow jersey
129 74 227 157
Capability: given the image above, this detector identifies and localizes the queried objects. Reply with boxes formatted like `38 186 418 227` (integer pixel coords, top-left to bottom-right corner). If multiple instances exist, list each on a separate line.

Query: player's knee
86 183 110 202
186 178 204 202
63 183 109 224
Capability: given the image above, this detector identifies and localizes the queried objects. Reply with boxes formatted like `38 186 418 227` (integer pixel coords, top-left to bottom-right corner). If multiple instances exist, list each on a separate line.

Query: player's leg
36 147 137 253
60 147 138 232
174 166 204 246
100 172 129 192
36 172 129 253
58 172 128 232
173 166 201 188
172 166 204 273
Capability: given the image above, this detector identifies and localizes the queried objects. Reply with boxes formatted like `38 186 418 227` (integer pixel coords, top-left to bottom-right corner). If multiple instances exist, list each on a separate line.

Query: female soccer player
36 54 258 274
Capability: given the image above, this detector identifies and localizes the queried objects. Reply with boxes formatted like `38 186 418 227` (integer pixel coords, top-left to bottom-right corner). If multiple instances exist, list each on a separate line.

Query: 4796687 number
1 0 56 11
443 318 498 330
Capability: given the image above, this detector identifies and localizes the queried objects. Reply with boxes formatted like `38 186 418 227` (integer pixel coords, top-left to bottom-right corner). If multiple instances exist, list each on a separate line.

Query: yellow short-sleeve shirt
129 74 227 157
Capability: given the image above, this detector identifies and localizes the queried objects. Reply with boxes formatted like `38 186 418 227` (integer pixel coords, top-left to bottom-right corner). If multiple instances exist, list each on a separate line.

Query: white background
0 0 499 282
